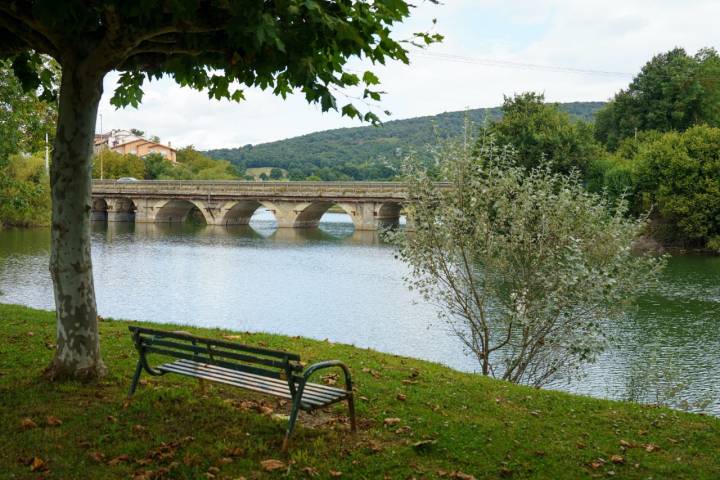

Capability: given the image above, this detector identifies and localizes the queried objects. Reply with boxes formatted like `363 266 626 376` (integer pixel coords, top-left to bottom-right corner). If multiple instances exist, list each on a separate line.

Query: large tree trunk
44 62 107 381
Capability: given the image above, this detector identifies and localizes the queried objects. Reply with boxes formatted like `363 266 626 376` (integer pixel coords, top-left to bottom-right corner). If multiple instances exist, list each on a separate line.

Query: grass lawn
1 303 719 479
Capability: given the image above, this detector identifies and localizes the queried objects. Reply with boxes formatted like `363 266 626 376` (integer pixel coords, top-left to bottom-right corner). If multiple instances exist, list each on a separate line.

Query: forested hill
204 101 604 181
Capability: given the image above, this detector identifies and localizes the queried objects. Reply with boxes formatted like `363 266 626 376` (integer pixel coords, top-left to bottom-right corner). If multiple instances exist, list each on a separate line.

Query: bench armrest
130 330 165 376
302 360 353 392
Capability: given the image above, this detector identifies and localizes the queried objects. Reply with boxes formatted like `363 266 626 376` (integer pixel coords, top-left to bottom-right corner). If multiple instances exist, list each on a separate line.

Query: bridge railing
90 180 445 199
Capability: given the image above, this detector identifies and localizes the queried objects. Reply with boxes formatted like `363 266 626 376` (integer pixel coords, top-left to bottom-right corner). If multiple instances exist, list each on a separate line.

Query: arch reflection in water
115 219 385 246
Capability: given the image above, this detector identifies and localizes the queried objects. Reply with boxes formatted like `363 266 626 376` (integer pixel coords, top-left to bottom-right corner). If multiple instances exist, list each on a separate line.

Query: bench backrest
129 326 303 380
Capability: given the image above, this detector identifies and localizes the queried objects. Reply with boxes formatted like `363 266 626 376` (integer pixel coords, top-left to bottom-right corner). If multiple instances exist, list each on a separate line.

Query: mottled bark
44 63 107 381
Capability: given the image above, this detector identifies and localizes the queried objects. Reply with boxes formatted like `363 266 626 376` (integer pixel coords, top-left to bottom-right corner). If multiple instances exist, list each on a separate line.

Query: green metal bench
127 326 356 450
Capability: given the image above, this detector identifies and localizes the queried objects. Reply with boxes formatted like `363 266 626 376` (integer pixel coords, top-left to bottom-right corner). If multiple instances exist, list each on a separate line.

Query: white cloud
96 1 720 150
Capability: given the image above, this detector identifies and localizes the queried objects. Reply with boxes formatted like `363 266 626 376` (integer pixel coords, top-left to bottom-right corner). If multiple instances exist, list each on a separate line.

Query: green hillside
204 102 604 181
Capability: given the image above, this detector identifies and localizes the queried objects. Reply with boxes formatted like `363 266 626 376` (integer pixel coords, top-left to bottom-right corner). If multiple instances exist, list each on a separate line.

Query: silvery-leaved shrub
390 134 665 386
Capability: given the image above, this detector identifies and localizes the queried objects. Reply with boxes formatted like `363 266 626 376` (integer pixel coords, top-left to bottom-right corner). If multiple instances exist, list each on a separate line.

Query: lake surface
1 211 719 414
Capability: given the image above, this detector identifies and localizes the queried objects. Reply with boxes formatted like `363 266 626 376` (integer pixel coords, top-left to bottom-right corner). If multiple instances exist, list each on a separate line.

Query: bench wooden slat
143 338 297 370
158 361 339 408
144 346 285 380
159 362 296 401
130 326 300 360
173 359 346 403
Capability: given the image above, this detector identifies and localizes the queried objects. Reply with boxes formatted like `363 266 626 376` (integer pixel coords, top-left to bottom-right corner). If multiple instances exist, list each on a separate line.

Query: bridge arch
293 201 357 229
376 201 403 228
91 198 108 221
218 200 279 226
154 199 211 224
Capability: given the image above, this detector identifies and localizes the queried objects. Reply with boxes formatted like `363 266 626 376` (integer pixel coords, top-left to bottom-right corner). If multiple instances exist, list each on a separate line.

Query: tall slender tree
0 0 440 381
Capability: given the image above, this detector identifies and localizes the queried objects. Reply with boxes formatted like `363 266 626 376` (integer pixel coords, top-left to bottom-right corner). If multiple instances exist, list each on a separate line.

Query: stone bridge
91 180 412 230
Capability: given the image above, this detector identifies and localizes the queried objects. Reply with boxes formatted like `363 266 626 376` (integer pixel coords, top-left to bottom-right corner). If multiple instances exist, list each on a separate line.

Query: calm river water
1 211 719 414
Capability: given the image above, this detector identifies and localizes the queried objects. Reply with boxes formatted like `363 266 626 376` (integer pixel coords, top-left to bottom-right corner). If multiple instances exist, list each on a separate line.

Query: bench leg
128 359 143 398
282 396 302 452
348 394 357 433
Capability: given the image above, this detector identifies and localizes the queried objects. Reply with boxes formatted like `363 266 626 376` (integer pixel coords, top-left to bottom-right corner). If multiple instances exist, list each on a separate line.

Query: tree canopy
1 0 439 121
0 0 439 381
0 58 56 164
488 92 602 175
595 48 720 150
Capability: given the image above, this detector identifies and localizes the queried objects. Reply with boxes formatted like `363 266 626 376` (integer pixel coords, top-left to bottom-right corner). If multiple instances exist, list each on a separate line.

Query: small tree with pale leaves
391 136 664 386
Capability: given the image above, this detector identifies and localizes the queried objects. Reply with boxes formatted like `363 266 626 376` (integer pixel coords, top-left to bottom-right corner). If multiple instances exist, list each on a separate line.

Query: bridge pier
106 198 136 222
133 198 159 223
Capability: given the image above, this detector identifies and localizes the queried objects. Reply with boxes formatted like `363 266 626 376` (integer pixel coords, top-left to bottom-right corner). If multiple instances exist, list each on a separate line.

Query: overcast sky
96 0 720 150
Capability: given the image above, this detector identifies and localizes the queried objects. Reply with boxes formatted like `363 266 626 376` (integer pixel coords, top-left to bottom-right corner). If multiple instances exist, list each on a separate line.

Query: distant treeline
203 102 604 181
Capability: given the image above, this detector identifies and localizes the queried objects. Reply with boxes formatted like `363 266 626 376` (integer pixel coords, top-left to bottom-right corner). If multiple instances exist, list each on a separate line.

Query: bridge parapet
92 180 410 201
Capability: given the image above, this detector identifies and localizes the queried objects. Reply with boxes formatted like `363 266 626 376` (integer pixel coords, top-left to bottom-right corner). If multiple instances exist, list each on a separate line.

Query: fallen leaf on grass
619 439 634 448
261 459 286 472
218 457 233 465
396 393 407 401
329 470 342 477
132 424 146 433
367 440 383 453
361 367 382 379
108 454 130 465
21 418 37 429
30 457 46 472
301 466 319 476
322 373 339 386
106 415 117 423
46 415 62 426
449 471 476 480
89 452 106 463
395 426 412 435
402 379 418 385
644 444 661 452
611 455 625 464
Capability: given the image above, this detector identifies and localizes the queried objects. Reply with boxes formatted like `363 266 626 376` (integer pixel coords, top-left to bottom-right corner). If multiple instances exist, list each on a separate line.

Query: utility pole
44 132 49 175
99 114 104 180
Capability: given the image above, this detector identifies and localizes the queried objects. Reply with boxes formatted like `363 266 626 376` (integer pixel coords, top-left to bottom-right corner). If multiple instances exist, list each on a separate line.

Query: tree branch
0 6 59 57
0 27 29 55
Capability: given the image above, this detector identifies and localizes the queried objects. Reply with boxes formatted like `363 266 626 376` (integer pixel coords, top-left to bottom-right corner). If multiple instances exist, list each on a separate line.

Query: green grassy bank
1 303 718 479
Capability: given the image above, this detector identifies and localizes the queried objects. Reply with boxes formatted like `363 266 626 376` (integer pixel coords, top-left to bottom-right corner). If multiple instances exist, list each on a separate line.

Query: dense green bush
633 126 720 249
0 154 51 227
590 125 720 250
489 92 603 175
92 150 145 179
